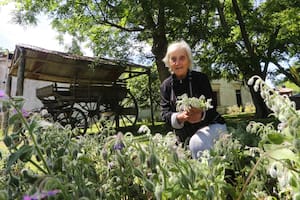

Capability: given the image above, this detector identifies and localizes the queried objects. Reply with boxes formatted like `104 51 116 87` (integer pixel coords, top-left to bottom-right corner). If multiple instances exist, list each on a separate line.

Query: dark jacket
160 70 225 143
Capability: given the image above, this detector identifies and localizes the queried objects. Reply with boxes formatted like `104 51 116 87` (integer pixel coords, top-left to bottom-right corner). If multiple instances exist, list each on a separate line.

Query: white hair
162 40 193 72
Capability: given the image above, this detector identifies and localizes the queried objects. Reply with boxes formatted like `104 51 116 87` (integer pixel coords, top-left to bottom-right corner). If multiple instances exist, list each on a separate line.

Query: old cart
7 44 153 134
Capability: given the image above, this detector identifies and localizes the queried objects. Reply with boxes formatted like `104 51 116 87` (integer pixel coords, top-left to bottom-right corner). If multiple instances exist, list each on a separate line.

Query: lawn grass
118 112 279 136
224 112 279 129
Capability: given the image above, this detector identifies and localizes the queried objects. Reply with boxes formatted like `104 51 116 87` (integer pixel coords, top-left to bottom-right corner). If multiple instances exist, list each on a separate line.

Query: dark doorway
235 90 242 107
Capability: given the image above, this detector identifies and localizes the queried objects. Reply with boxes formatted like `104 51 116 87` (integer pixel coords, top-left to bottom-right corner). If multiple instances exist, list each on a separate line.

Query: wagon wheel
76 101 101 132
54 107 88 135
113 90 138 128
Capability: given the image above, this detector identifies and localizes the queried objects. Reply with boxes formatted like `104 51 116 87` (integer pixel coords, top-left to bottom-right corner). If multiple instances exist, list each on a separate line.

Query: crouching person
160 40 227 159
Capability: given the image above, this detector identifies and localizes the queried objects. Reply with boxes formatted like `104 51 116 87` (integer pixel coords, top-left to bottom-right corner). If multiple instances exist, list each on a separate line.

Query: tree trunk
248 84 271 118
150 1 170 83
154 49 170 83
151 34 170 83
151 33 170 82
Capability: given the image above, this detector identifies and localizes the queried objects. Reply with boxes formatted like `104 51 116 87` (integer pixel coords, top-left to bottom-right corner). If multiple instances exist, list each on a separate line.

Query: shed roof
9 44 150 84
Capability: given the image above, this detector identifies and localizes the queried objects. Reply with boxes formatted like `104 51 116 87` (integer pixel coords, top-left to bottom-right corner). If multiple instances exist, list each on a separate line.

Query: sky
0 3 70 53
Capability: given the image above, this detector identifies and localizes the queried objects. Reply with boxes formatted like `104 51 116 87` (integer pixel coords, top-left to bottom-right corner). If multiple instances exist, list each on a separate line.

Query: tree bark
140 0 170 83
248 84 271 118
151 1 170 83
152 38 170 83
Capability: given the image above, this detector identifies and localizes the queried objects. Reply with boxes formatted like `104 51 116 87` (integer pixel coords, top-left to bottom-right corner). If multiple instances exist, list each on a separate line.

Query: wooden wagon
6 44 153 134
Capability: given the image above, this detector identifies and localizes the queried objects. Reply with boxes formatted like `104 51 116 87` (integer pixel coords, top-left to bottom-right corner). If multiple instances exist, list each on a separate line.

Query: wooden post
148 69 155 126
16 48 25 96
12 48 26 132
2 72 12 134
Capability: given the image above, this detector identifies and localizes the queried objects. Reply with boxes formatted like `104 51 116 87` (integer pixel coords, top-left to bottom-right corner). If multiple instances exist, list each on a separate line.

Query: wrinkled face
169 48 190 79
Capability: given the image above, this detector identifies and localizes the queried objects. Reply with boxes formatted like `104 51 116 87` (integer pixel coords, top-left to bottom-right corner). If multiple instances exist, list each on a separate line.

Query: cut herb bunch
176 93 213 112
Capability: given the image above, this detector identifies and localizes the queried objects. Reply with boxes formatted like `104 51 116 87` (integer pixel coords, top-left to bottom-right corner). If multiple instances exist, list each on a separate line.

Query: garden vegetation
0 76 299 199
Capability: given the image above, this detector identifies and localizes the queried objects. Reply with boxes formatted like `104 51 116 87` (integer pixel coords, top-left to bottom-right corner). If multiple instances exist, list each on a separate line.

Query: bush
226 104 242 114
244 102 255 113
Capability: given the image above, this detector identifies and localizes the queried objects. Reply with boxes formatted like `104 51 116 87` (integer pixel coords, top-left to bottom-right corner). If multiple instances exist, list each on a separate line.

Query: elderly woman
160 40 227 159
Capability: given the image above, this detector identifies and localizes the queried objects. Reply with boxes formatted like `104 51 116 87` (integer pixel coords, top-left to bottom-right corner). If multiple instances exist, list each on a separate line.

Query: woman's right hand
186 107 203 124
176 111 190 124
176 108 203 124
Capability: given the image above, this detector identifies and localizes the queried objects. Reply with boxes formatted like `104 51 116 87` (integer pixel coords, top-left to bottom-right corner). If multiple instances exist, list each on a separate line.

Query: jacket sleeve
160 80 173 126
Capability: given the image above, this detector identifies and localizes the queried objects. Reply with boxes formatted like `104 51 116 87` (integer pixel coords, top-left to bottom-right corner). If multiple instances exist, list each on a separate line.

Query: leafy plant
0 92 100 199
246 75 300 199
176 94 213 112
1 79 299 200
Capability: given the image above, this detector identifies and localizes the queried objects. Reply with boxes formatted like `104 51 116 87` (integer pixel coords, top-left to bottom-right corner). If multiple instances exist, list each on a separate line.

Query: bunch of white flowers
176 93 213 112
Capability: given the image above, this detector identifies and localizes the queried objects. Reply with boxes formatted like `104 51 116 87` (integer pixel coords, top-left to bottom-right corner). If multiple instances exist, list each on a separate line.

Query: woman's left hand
186 107 203 124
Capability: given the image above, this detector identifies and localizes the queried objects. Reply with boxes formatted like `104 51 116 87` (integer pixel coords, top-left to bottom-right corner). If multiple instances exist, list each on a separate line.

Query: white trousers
189 123 227 159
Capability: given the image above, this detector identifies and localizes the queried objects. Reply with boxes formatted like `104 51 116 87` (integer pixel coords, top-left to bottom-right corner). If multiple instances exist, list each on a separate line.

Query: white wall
0 56 10 91
211 79 253 114
0 56 65 111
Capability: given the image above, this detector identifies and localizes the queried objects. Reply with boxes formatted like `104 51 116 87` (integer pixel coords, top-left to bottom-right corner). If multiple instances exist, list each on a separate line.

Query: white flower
253 83 260 92
277 122 287 131
268 162 280 178
176 94 213 112
247 77 255 85
138 125 151 134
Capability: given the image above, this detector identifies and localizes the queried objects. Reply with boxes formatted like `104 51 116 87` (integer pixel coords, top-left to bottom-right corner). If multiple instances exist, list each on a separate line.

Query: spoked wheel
76 101 101 132
54 107 87 135
113 90 138 128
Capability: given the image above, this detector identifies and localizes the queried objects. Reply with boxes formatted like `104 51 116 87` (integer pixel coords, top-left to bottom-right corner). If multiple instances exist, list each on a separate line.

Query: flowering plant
246 75 300 198
176 93 213 112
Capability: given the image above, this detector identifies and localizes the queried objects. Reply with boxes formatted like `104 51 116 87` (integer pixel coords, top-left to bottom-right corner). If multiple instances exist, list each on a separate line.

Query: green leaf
289 175 298 188
28 119 39 132
133 168 144 178
294 193 300 200
268 148 297 162
19 145 34 162
8 113 20 125
6 145 33 170
0 190 9 200
143 179 154 192
267 133 285 144
3 135 12 147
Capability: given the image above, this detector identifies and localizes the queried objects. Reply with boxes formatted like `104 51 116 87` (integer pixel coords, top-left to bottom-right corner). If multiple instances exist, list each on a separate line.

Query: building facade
211 79 253 114
0 50 51 111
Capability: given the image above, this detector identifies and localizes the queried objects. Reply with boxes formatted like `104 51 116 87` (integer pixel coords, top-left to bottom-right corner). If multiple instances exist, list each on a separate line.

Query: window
235 90 242 107
212 91 219 108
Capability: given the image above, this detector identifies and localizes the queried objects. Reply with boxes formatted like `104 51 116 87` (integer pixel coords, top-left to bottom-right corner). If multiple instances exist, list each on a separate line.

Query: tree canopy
5 0 300 118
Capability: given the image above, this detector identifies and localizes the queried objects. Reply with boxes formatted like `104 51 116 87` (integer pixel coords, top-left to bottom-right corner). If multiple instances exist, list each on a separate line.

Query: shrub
226 104 242 114
244 102 255 113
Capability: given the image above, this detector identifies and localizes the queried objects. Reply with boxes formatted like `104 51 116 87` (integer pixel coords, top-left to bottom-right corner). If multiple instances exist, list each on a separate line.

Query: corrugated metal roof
9 44 150 84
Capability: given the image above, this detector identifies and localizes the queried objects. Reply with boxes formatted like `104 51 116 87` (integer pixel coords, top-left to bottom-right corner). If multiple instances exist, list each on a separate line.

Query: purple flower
46 189 60 196
113 141 125 150
23 189 61 200
12 108 30 118
23 195 31 200
0 90 6 98
21 109 30 118
113 132 125 150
